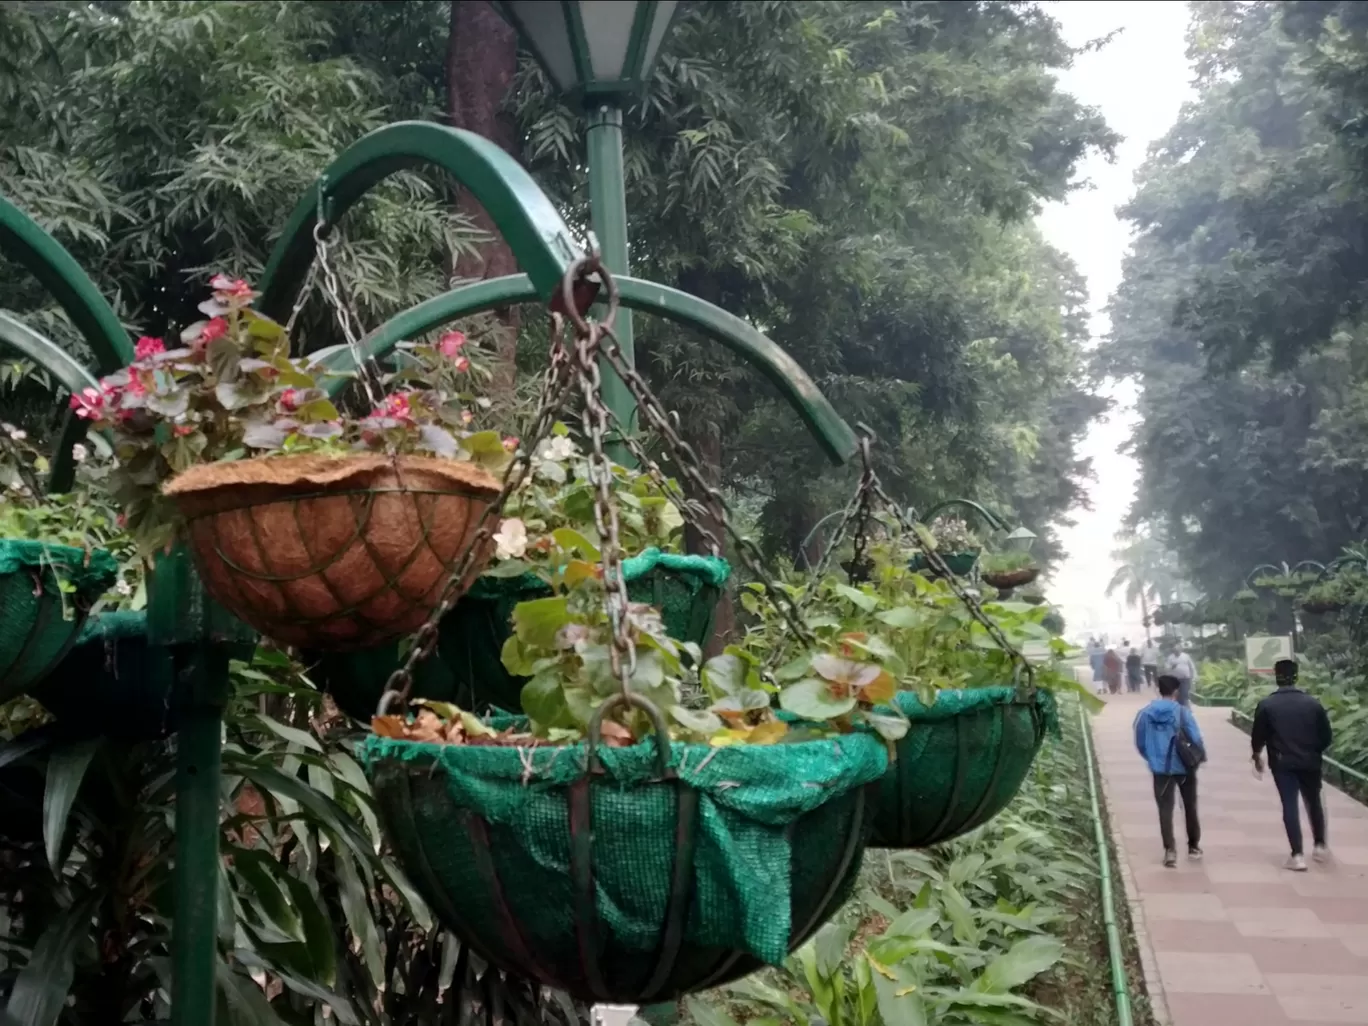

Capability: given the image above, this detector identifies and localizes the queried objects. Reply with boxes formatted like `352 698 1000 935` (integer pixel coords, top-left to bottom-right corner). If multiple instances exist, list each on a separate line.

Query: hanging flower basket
316 549 729 720
164 454 501 650
870 687 1056 849
908 550 980 577
981 567 1040 591
32 610 175 740
1301 598 1346 614
0 540 118 701
359 700 886 1003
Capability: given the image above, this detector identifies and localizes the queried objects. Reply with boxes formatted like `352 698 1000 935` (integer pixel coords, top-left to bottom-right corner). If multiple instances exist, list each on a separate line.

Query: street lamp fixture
496 1 683 457
1005 526 1037 553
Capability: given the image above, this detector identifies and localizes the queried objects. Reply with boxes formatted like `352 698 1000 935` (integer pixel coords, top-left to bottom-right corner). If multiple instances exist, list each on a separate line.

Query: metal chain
581 318 817 652
311 220 385 411
375 328 578 715
570 318 639 698
283 255 321 342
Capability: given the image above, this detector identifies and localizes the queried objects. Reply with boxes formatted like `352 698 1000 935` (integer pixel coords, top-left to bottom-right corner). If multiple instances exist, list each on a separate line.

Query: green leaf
683 998 742 1026
521 673 574 729
864 710 911 740
870 966 929 1026
44 739 100 874
975 935 1064 993
5 895 99 1026
511 596 569 650
335 847 384 987
232 850 303 942
835 583 878 611
780 677 856 720
251 713 323 752
280 873 337 986
877 605 923 628
551 527 600 559
218 962 290 1026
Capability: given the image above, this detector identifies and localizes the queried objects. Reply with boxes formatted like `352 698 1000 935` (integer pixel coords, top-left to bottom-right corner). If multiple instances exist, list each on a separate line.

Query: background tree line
1107 0 1368 604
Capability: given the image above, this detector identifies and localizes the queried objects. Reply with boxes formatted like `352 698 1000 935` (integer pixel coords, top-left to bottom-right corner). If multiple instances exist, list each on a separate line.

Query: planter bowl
871 687 1055 849
315 549 729 720
1301 599 1346 614
0 540 118 701
908 551 980 578
32 610 174 740
164 454 500 650
360 721 885 1003
981 567 1040 591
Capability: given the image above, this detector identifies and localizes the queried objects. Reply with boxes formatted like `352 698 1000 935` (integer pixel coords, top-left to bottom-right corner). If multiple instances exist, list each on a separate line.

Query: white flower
71 443 89 463
539 435 577 462
493 517 528 560
115 579 133 597
3 423 26 441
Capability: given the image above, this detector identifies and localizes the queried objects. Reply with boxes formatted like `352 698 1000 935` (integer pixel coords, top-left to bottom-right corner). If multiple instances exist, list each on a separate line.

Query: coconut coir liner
165 454 502 649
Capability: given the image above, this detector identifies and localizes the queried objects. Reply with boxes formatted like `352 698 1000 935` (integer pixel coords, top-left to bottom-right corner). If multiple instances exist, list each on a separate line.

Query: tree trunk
446 0 521 393
684 426 734 657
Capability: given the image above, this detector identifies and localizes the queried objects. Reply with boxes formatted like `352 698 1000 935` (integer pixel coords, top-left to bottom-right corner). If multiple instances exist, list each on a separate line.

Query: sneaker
1285 854 1308 872
1188 846 1204 861
1314 843 1331 863
1164 849 1178 868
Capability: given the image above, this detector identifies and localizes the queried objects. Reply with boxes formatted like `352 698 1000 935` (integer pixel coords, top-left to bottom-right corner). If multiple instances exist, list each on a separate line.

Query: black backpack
1171 721 1207 772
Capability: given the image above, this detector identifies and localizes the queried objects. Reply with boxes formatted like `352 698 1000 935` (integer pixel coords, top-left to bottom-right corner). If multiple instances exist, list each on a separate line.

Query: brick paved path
1091 692 1368 1025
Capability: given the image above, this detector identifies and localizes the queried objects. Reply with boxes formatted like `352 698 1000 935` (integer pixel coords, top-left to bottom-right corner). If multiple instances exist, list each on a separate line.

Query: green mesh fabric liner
319 551 730 722
0 540 118 700
870 686 1056 849
360 728 884 1000
31 610 174 740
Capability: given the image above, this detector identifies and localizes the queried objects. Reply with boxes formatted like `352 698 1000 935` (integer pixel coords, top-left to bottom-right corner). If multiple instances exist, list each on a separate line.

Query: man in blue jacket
1134 674 1206 867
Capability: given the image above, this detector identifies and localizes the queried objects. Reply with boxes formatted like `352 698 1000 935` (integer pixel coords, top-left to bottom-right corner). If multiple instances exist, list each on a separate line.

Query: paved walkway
1092 692 1368 1025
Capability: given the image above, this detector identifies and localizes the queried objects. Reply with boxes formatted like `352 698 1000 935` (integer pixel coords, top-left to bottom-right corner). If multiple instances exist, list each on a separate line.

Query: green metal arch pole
257 121 585 314
919 498 1011 534
0 194 133 371
314 273 858 464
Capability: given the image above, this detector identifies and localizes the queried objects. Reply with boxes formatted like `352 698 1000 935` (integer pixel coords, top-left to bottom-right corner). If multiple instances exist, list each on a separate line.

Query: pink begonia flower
279 388 303 412
196 317 229 346
173 424 196 437
438 331 467 358
453 355 471 372
134 336 166 361
69 387 105 420
502 435 519 452
376 392 414 422
210 274 255 300
460 409 475 425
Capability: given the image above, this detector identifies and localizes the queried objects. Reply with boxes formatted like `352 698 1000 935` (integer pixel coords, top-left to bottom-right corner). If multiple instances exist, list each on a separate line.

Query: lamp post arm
918 498 1011 534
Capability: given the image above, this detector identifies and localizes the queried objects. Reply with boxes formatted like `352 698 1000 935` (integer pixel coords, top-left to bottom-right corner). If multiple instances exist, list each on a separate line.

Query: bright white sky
1036 1 1195 641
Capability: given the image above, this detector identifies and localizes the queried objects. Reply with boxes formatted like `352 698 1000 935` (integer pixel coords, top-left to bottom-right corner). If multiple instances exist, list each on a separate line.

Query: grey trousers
1177 677 1192 707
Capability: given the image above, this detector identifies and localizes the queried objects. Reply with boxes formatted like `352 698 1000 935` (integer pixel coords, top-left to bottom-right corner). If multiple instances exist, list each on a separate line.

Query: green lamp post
496 1 681 451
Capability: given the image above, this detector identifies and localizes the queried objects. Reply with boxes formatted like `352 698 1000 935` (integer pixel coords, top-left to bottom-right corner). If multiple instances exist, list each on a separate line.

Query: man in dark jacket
1134 675 1205 867
1252 659 1333 871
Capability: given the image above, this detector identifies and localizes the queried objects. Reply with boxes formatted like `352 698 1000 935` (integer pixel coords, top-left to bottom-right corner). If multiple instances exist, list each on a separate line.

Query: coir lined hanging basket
316 548 729 720
0 540 118 701
360 719 885 1003
31 610 175 740
981 567 1040 591
871 686 1055 849
163 454 501 649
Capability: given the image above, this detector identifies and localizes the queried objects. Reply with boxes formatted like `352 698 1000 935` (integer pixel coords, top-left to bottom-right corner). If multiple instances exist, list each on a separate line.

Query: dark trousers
1144 665 1157 686
1273 768 1327 856
1154 772 1200 851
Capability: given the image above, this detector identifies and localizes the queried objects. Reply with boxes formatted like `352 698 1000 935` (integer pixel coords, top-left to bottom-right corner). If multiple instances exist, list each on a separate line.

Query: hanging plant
73 275 509 648
979 550 1040 591
907 516 981 577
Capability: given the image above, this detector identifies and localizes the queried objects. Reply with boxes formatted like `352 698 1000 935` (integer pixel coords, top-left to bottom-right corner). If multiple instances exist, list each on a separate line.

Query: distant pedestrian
1251 659 1333 872
1142 640 1160 687
1125 641 1144 693
1134 674 1206 867
1166 645 1197 706
1103 647 1124 695
1087 637 1105 690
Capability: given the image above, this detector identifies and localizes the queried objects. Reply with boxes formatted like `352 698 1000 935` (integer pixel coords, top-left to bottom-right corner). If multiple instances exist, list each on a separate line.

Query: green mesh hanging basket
0 540 118 701
908 551 979 577
31 610 176 740
871 687 1056 849
359 696 885 1003
318 549 729 720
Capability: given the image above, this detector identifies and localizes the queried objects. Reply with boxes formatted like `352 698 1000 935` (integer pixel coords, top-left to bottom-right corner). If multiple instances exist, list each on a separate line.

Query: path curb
1093 719 1170 1026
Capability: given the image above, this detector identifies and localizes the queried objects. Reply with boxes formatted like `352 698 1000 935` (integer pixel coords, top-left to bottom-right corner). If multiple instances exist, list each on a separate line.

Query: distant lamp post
1005 526 1037 553
496 1 682 454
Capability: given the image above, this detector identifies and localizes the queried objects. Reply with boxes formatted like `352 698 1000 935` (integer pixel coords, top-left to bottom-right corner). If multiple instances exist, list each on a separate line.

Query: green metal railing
1229 707 1368 802
1190 691 1239 708
1077 704 1135 1026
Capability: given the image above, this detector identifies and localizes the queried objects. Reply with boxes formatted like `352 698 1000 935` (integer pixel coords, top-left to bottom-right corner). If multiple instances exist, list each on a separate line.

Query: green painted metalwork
586 104 638 454
918 498 1011 533
316 273 858 464
0 310 101 397
0 194 132 372
257 121 585 320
